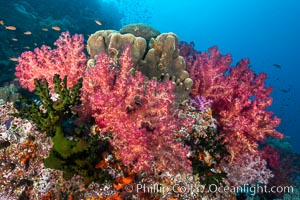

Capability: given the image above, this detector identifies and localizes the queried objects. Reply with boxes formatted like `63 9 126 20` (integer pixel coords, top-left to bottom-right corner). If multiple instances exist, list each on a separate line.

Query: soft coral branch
15 32 86 92
180 43 283 173
82 44 193 174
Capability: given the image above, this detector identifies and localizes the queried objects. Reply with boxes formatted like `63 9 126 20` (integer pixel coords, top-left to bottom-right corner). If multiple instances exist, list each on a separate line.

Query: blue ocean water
143 0 300 153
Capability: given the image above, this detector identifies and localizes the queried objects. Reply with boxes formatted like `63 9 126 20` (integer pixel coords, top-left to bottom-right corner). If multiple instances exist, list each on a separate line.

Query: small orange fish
5 25 16 30
24 31 32 35
95 19 102 26
52 26 61 31
0 20 4 25
9 58 18 62
42 28 48 31
11 38 18 41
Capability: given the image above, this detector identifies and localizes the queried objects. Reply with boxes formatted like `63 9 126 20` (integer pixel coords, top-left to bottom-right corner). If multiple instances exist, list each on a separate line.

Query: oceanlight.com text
123 183 294 196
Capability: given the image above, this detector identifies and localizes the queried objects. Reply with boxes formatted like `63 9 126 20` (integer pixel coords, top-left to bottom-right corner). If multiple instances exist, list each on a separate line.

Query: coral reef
0 30 292 199
0 0 125 85
0 102 118 199
87 30 146 67
87 25 193 103
14 74 117 186
140 33 193 103
15 31 86 92
189 95 213 112
175 101 229 188
0 82 20 103
225 153 273 186
260 137 300 199
119 23 160 40
0 102 53 199
14 74 83 138
180 42 283 185
81 44 193 174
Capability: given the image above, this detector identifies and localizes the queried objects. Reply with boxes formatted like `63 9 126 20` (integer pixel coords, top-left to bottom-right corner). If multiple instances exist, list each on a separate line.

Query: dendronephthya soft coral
180 42 283 185
81 44 193 174
15 32 86 92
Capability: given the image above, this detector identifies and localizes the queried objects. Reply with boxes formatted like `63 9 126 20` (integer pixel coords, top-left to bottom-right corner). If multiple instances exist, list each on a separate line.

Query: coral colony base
0 24 297 199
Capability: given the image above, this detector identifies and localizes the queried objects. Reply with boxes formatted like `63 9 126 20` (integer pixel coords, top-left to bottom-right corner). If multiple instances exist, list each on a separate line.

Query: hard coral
87 30 146 65
82 44 193 174
15 32 86 92
141 33 193 103
119 23 160 40
87 26 193 103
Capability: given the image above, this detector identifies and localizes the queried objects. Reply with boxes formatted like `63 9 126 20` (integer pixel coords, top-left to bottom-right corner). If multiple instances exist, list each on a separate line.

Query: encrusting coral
175 98 229 188
0 102 53 198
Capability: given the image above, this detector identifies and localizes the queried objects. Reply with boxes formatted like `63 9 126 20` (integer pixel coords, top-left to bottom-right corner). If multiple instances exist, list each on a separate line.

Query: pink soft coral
81 44 193 174
225 152 273 186
181 44 283 168
15 32 86 92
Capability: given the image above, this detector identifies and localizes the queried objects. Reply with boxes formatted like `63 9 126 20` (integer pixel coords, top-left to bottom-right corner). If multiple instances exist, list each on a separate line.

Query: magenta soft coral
15 32 87 91
81 44 193 174
181 44 283 164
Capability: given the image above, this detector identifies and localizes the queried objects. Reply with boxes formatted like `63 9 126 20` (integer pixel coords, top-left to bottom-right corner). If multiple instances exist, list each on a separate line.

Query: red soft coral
81 44 192 174
15 32 86 92
182 44 283 165
261 144 280 168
